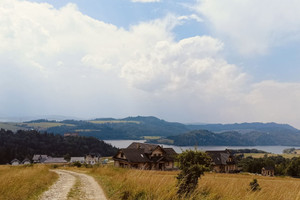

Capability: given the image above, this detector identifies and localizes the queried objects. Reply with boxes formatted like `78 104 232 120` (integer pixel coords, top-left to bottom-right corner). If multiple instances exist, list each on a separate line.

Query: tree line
0 129 118 164
238 154 300 177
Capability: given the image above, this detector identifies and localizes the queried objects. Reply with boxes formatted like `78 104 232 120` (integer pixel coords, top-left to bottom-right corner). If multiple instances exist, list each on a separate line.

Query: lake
104 140 299 154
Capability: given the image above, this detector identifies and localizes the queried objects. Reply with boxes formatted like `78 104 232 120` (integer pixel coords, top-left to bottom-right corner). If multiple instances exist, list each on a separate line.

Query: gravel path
39 169 107 200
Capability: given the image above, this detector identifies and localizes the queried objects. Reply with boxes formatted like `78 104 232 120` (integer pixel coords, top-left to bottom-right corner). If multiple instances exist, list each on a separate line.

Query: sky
1 0 300 128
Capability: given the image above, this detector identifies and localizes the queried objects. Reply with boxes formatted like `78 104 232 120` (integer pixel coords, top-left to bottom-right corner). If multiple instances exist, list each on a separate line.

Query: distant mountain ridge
0 116 299 145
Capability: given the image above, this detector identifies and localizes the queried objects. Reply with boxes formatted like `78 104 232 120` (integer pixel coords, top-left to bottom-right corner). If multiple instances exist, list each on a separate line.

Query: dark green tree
176 149 211 197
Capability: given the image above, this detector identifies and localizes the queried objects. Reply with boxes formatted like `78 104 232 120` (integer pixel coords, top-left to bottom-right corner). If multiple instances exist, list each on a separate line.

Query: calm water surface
104 140 300 154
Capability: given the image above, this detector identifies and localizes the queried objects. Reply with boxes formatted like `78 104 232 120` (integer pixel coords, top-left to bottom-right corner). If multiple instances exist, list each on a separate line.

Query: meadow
68 165 300 200
0 165 58 200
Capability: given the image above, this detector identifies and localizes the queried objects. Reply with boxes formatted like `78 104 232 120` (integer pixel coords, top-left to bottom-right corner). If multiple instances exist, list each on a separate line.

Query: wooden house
113 142 177 170
205 150 237 173
261 166 274 176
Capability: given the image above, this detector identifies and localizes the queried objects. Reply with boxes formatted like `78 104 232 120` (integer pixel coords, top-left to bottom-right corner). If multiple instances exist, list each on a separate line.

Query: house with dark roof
113 142 177 170
205 150 237 173
261 166 274 176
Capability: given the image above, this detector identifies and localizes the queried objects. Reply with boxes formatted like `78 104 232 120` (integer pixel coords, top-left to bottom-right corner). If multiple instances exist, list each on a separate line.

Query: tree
176 149 211 197
249 179 261 191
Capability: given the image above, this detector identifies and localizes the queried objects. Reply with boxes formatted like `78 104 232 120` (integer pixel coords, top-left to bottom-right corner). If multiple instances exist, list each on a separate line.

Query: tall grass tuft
0 164 58 200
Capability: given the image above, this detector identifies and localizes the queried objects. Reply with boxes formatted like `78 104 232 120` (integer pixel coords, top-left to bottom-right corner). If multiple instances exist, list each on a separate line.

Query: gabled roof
127 142 159 154
116 149 150 163
164 148 178 161
206 150 234 165
22 158 31 164
11 159 20 164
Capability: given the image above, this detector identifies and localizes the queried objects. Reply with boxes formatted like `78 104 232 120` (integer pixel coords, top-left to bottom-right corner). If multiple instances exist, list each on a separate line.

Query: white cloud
1 0 300 128
195 0 300 55
131 0 160 2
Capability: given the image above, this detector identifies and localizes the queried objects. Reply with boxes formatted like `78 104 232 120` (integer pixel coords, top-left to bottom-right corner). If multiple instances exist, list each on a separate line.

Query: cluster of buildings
112 142 275 176
10 153 102 166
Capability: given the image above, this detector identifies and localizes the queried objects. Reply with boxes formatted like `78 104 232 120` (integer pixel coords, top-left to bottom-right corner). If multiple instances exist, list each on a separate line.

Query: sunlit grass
0 165 58 200
66 165 300 200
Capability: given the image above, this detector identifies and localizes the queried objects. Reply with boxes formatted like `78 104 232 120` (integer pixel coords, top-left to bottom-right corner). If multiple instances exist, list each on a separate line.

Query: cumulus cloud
1 0 300 128
195 0 300 55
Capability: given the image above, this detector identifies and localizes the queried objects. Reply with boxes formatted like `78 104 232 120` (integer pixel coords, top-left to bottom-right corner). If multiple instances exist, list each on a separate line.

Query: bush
249 179 261 191
176 150 210 197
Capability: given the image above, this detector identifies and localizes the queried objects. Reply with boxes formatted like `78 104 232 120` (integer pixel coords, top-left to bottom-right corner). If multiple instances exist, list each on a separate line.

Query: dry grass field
67 165 300 200
0 165 58 200
243 153 300 158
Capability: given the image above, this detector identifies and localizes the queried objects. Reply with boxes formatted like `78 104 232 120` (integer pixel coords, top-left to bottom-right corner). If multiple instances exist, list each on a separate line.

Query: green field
0 122 25 131
23 122 75 129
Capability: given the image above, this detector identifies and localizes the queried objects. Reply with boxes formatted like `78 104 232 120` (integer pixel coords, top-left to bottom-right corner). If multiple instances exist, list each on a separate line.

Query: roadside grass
0 164 58 200
243 153 300 158
65 165 300 200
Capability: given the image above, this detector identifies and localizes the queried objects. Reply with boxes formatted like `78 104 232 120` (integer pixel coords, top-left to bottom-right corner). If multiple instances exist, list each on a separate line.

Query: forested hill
0 116 189 139
187 122 299 134
149 129 300 146
0 129 118 164
0 116 299 143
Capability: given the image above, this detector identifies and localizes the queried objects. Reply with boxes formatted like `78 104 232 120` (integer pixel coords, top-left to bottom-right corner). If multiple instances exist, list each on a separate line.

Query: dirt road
39 169 107 200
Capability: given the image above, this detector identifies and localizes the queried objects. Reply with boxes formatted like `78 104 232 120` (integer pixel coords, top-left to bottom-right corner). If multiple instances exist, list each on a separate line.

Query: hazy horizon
1 0 300 129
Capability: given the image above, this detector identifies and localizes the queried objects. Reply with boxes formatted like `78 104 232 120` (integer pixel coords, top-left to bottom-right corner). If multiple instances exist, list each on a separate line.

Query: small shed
261 166 274 176
11 159 20 166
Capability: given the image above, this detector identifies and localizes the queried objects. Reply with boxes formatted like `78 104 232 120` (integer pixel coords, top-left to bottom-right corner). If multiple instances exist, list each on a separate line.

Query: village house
85 153 101 165
113 142 177 170
205 150 237 173
10 159 20 166
261 166 274 176
32 154 49 163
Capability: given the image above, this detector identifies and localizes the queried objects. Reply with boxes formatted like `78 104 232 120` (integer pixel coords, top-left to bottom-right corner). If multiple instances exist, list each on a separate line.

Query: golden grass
66 166 300 200
0 165 58 200
243 153 300 158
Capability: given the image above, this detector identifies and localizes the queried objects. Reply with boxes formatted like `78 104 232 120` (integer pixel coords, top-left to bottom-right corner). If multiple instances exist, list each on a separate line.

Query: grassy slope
66 165 300 200
0 165 58 200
